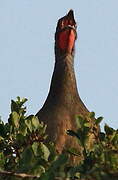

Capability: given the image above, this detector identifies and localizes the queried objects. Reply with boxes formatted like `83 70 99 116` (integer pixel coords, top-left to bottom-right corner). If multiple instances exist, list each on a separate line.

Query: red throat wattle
56 10 77 53
58 29 76 53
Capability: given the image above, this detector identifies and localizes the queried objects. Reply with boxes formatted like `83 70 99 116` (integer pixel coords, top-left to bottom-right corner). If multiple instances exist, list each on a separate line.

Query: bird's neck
46 53 79 106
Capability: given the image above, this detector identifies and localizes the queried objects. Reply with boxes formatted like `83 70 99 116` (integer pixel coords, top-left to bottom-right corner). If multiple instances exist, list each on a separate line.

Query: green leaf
0 152 5 170
0 136 4 141
40 143 50 161
11 100 19 113
76 115 84 129
19 121 27 135
47 142 56 162
112 133 118 146
18 97 27 105
32 142 39 156
19 146 34 171
40 154 68 180
25 118 32 132
31 116 40 130
51 154 68 170
84 122 91 127
104 124 114 135
0 124 6 137
31 165 45 176
9 111 20 128
32 142 50 162
89 112 95 118
16 133 25 144
21 97 28 104
99 132 105 141
95 116 103 125
17 96 20 102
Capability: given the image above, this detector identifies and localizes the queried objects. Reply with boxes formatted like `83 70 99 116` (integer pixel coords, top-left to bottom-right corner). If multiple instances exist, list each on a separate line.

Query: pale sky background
0 1 118 130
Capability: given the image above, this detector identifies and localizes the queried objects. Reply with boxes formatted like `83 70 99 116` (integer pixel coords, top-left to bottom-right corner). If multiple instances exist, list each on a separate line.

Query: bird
36 10 98 162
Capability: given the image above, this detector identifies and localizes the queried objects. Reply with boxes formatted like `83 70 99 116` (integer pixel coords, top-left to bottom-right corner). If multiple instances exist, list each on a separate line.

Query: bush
0 97 118 180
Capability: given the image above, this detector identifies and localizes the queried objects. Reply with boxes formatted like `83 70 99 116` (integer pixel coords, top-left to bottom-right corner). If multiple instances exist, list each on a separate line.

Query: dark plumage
36 10 98 163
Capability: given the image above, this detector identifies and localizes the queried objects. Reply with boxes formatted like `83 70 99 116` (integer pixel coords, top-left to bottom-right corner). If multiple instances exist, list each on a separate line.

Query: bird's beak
57 9 77 33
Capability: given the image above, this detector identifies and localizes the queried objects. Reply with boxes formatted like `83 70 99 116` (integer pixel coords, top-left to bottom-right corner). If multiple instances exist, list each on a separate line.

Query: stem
0 170 38 179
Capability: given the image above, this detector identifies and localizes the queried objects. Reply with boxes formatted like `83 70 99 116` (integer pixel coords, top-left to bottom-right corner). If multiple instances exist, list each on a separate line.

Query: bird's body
37 53 89 153
36 10 96 161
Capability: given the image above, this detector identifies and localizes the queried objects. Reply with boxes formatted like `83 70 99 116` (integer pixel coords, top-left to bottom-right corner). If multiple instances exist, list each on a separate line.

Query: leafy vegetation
0 97 118 179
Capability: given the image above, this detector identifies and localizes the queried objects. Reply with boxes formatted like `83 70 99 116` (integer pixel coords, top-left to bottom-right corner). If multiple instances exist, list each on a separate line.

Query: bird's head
55 10 77 56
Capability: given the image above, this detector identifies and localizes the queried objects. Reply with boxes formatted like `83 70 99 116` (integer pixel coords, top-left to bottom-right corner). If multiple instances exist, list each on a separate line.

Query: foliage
0 97 118 180
67 113 118 180
0 97 59 180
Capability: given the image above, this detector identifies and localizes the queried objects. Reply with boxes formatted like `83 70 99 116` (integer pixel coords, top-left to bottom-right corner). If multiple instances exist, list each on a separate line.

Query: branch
0 170 39 179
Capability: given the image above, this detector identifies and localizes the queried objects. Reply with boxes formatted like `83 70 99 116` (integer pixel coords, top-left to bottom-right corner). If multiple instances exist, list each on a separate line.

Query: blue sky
0 1 118 130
